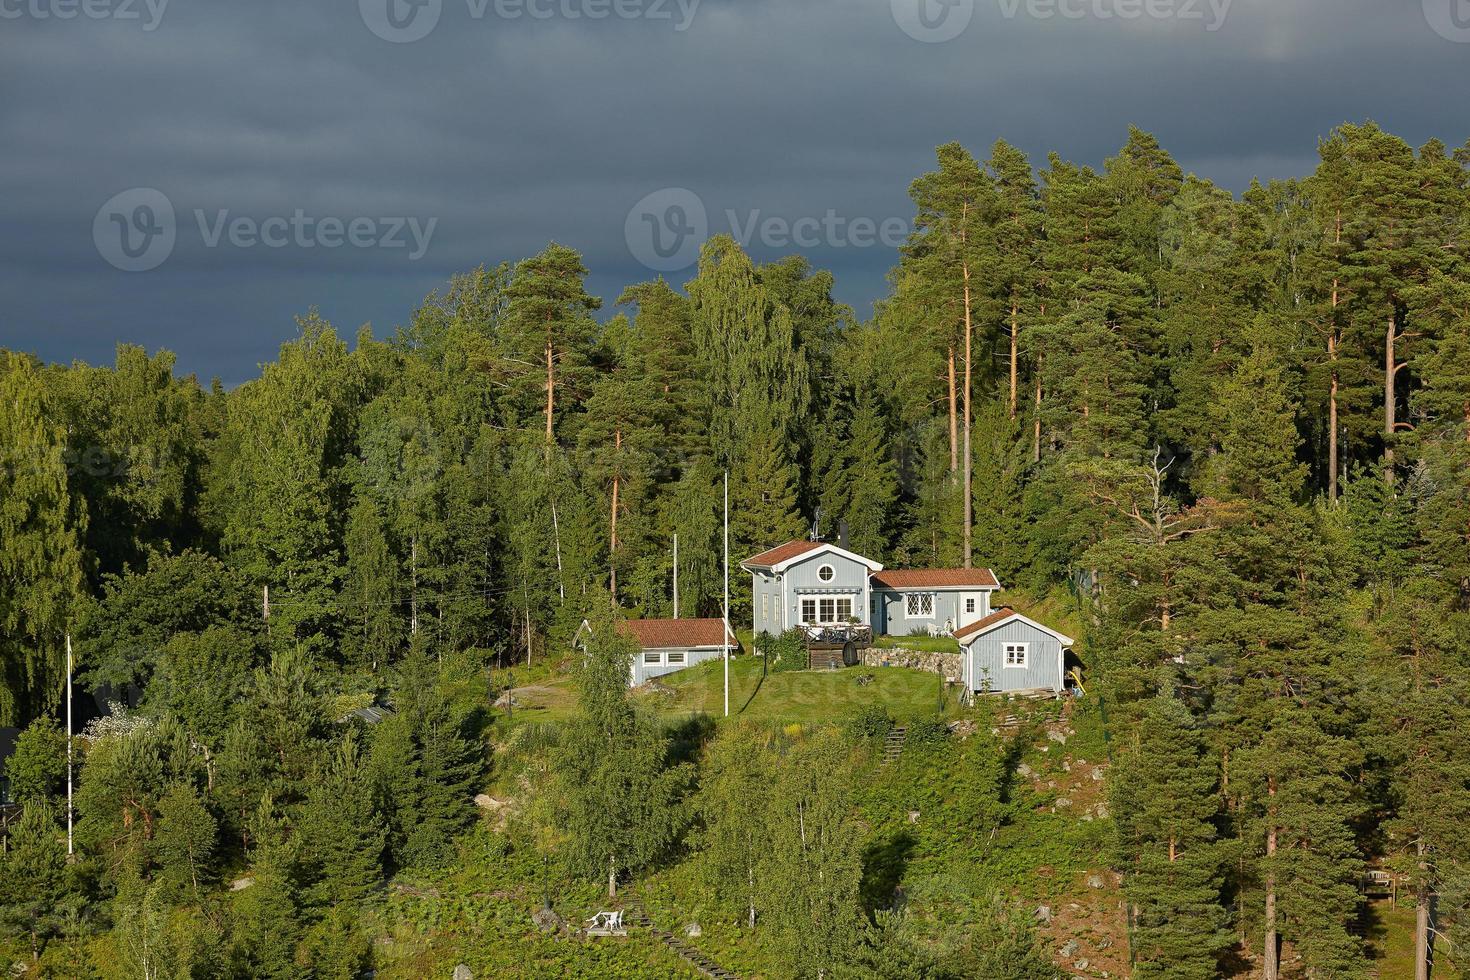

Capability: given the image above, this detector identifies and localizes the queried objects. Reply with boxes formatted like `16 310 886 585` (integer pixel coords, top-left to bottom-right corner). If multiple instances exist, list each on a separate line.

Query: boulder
531 907 563 933
1047 730 1068 745
1016 763 1034 778
1086 874 1105 889
229 877 254 892
1058 939 1080 958
474 794 504 810
1075 959 1090 971
453 966 473 980
1034 905 1053 924
684 922 702 938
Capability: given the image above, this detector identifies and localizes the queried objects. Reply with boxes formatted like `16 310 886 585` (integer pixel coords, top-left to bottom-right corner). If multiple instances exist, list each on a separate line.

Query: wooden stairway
883 726 908 765
623 896 741 980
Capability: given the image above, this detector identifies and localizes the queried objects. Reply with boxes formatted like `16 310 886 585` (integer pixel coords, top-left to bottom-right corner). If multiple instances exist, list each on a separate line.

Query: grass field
632 655 957 724
489 654 957 733
1365 899 1462 979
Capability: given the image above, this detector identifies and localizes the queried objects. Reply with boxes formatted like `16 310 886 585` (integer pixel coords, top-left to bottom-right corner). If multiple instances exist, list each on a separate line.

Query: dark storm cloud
0 0 1466 382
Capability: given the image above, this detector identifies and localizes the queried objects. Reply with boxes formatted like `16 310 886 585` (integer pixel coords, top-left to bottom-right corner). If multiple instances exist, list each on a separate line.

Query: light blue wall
876 589 990 636
963 619 1065 694
629 646 724 686
786 551 870 627
751 570 784 635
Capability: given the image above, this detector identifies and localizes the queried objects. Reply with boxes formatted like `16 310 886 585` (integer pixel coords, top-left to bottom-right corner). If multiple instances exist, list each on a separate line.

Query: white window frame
644 650 663 666
666 649 687 666
965 596 976 614
762 593 769 623
905 593 935 618
817 563 836 583
1003 642 1029 668
800 598 818 624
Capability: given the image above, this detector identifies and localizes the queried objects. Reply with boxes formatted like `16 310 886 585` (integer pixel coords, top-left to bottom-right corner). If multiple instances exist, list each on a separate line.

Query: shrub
767 629 809 673
844 705 893 741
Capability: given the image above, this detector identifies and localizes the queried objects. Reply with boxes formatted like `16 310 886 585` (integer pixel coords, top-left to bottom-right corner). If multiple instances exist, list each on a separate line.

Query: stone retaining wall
863 648 963 682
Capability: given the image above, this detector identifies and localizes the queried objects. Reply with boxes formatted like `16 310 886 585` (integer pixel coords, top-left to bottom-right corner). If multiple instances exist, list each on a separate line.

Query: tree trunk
1034 356 1042 463
961 251 973 569
947 344 958 473
409 533 419 636
1264 779 1279 980
610 428 621 602
1009 295 1020 420
1328 217 1342 501
545 325 556 444
1415 839 1431 980
1384 312 1397 484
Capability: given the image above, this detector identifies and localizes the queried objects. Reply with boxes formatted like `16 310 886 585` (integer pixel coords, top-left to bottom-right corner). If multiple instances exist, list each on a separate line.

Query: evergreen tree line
0 119 1467 976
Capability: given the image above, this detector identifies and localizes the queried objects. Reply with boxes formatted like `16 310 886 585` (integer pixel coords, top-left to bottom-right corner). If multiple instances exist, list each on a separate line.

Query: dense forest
1 121 1468 978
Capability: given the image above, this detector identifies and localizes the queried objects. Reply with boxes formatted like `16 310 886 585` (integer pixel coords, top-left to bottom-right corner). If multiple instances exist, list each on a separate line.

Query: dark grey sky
2 0 1466 384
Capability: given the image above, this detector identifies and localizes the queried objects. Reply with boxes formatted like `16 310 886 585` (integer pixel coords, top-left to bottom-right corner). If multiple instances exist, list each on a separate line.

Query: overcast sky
2 0 1467 384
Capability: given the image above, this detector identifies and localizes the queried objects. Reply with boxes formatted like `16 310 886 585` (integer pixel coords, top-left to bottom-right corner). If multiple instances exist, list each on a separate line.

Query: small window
800 598 817 624
644 651 662 666
817 564 835 583
905 593 934 618
762 593 769 622
869 594 877 614
965 597 976 614
667 650 686 666
1004 643 1028 668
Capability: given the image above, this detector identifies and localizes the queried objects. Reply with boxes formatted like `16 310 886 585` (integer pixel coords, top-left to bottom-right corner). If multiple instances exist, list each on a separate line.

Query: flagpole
66 633 74 857
723 471 730 718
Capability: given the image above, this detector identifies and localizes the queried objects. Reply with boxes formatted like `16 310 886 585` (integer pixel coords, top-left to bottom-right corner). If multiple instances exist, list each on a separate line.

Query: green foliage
550 620 687 895
4 716 68 810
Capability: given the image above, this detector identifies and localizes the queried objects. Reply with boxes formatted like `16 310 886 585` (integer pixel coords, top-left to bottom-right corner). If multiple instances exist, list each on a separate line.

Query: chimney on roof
838 519 849 550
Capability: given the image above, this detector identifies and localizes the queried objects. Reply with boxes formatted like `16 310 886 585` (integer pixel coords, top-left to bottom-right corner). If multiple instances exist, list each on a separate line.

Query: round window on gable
818 564 835 583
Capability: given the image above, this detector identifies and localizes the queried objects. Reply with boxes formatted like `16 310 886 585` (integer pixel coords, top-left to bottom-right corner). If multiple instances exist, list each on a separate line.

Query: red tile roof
952 607 1017 641
616 618 736 650
872 568 999 589
742 540 824 569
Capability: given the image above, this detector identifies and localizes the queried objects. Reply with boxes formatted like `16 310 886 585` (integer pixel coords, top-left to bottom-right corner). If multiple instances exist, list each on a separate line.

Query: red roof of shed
616 618 735 650
951 607 1018 641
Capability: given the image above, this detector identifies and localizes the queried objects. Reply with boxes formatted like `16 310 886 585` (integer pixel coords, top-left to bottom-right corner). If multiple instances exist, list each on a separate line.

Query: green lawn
873 634 960 654
631 655 955 724
1367 899 1462 979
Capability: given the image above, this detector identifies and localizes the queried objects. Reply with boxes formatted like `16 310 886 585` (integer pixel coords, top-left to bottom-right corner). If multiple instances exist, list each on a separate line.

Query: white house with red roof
580 618 739 688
